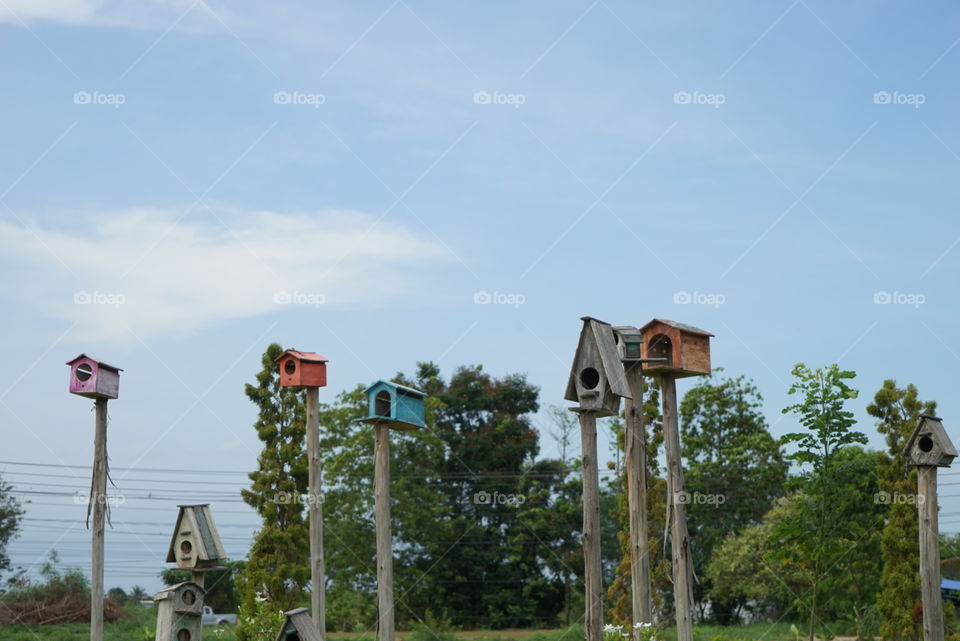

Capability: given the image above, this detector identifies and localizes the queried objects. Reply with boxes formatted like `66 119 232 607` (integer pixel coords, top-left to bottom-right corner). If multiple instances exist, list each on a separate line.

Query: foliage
0 473 24 581
237 592 285 641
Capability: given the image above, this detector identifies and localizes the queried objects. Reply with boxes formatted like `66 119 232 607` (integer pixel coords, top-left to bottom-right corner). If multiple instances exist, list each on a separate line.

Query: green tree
679 371 788 623
868 380 936 641
0 474 24 581
778 363 868 640
236 343 309 641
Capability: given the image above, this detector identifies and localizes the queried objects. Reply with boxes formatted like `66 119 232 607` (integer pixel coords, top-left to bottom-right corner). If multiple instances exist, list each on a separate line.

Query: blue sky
1 0 959 592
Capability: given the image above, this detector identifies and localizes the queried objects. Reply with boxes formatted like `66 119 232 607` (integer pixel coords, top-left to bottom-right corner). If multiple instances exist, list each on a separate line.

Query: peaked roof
275 607 323 641
154 581 204 600
638 319 714 337
66 353 123 371
565 316 631 402
165 504 226 564
903 414 958 460
363 379 427 398
274 349 328 363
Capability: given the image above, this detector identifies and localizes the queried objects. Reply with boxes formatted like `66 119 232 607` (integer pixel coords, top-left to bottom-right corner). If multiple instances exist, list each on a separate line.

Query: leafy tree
106 586 128 606
679 371 788 623
868 380 936 641
129 585 148 602
778 363 868 641
236 343 309 641
0 474 24 581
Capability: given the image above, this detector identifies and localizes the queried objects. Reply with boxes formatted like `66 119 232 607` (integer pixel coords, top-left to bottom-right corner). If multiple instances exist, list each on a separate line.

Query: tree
0 473 24 581
679 371 788 623
778 363 868 641
236 343 309 641
129 585 148 603
868 380 937 641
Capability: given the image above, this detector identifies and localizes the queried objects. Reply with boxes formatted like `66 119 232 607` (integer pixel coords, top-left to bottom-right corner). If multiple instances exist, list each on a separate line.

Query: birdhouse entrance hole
75 363 93 382
920 436 934 453
579 368 600 390
648 334 673 367
180 541 192 555
284 360 297 375
375 391 392 417
182 588 196 605
177 629 192 641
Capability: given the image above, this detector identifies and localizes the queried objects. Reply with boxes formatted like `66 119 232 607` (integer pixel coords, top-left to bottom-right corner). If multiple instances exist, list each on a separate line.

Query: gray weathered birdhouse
154 581 204 641
612 326 644 362
166 505 227 570
275 607 324 641
565 317 631 416
66 354 122 399
903 415 957 468
638 319 713 378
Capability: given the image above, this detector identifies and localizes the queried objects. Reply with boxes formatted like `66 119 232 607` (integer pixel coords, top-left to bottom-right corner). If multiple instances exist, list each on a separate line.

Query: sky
1 0 959 594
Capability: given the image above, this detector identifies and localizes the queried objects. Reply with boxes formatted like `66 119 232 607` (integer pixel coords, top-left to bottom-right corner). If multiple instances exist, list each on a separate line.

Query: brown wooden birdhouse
565 317 631 416
66 354 122 399
904 415 957 468
166 505 227 570
275 350 328 388
638 319 713 378
275 607 324 641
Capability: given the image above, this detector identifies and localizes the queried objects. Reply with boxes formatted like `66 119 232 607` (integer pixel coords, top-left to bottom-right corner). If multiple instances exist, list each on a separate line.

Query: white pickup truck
201 605 237 626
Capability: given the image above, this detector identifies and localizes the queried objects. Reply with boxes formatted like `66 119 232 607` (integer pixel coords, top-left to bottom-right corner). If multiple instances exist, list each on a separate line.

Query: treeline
235 344 946 640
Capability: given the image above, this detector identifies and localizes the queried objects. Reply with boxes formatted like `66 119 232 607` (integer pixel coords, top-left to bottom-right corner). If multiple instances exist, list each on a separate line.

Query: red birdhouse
66 354 122 399
639 319 713 378
275 350 328 388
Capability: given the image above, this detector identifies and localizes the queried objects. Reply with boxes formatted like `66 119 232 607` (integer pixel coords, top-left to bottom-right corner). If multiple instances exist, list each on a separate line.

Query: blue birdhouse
360 380 427 431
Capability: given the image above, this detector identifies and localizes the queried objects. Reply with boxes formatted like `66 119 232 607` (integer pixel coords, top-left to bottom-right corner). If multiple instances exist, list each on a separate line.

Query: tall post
661 375 693 641
579 410 603 641
918 466 944 641
624 363 652 625
374 422 394 641
90 397 108 641
306 387 326 636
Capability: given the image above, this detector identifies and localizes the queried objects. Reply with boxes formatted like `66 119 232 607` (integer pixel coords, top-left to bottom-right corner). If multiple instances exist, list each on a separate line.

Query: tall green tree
679 371 788 623
0 474 24 582
236 343 309 641
868 380 936 641
778 363 868 641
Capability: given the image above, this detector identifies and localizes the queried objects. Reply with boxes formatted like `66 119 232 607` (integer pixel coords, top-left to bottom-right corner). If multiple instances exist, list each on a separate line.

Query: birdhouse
66 354 122 399
565 317 631 416
275 350 328 388
638 319 713 378
903 415 957 468
154 581 204 641
166 505 227 570
359 380 427 430
613 326 644 362
275 607 324 641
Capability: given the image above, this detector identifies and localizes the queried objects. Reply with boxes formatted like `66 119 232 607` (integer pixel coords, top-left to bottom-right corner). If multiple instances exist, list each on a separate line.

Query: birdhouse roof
275 608 323 641
903 415 958 460
564 316 631 403
166 504 227 564
363 379 427 398
639 319 714 337
274 350 328 363
65 353 123 371
154 581 204 600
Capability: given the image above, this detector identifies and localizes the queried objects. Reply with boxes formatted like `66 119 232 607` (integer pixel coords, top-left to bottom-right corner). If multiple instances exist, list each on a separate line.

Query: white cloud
0 207 449 339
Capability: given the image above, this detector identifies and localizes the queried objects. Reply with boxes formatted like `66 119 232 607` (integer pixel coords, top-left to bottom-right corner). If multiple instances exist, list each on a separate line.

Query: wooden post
90 398 108 641
374 422 394 641
579 410 603 641
306 386 326 636
624 363 652 626
918 466 944 641
661 375 693 641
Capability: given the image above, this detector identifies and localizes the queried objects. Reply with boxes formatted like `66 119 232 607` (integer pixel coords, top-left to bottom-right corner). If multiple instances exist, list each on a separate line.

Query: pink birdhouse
66 354 122 399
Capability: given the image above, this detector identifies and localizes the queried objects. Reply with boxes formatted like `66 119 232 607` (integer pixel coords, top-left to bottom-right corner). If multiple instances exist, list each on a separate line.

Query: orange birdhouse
275 350 328 388
639 319 713 378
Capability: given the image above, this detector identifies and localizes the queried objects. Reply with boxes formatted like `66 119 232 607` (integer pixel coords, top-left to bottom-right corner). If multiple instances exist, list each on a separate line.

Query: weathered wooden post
613 326 654 626
67 354 122 641
276 349 330 636
903 415 957 641
360 380 428 641
638 320 713 641
565 318 632 641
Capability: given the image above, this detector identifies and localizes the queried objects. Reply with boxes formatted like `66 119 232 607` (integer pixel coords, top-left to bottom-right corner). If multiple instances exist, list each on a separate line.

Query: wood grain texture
624 363 652 625
306 387 326 636
375 423 394 641
90 398 108 641
579 411 603 641
918 466 944 641
661 376 693 641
